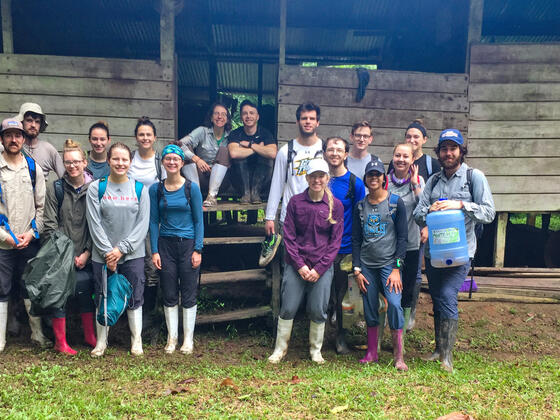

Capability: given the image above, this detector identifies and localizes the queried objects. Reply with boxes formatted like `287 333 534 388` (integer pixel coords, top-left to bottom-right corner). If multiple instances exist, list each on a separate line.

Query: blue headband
161 144 185 161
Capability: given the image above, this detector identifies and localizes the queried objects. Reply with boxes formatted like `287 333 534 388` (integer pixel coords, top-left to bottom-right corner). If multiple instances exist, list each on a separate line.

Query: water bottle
426 205 469 268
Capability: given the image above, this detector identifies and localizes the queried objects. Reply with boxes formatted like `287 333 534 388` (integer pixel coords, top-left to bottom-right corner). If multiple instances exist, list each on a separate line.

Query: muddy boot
391 329 408 371
360 326 379 363
91 311 109 358
127 307 143 356
164 305 179 354
203 164 228 206
407 282 421 332
80 312 97 348
52 317 77 356
0 301 7 352
180 305 197 354
423 313 441 362
250 162 270 204
24 299 51 348
440 318 458 373
309 321 326 364
7 299 20 337
335 329 351 355
232 159 252 203
377 310 386 352
403 307 411 334
268 317 293 364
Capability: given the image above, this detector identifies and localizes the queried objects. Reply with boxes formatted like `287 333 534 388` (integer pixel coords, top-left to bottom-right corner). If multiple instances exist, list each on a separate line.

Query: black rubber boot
407 281 421 332
440 318 458 373
250 161 271 204
232 159 251 203
335 329 351 355
423 313 441 361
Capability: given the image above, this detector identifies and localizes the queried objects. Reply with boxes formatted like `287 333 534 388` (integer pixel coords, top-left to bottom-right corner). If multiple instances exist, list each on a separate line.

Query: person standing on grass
149 144 203 355
414 129 495 373
42 139 97 355
386 143 424 341
178 102 231 207
346 121 380 178
86 121 111 180
0 118 49 352
260 102 324 267
352 159 408 371
86 142 150 357
268 159 343 364
323 136 365 354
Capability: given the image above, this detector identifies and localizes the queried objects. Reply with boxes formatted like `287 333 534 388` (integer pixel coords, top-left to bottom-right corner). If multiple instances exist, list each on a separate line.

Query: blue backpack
97 265 133 326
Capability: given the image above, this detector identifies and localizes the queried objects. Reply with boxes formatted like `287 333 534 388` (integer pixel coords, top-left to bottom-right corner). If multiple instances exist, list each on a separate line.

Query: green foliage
509 213 560 231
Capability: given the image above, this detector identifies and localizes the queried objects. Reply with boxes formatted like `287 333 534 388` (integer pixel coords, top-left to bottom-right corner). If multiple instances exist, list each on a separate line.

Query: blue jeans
425 259 469 320
361 264 404 329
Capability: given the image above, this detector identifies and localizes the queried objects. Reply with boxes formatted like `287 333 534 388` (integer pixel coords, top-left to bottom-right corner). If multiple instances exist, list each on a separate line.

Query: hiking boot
258 233 282 267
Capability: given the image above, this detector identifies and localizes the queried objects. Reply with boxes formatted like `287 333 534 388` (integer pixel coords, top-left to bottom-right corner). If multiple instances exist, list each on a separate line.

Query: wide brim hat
14 102 48 132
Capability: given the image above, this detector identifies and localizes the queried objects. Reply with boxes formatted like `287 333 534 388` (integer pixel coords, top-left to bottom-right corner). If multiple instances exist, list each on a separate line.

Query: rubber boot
233 160 251 203
377 310 386 352
391 329 408 371
7 298 21 336
91 313 109 358
182 163 200 185
81 312 97 348
180 305 197 354
164 305 179 354
268 317 293 364
407 282 421 332
309 321 326 364
127 307 143 356
423 313 441 362
360 326 379 363
204 163 228 206
403 307 411 335
250 162 269 204
52 318 77 355
0 301 8 352
440 318 458 373
23 299 51 348
335 329 351 355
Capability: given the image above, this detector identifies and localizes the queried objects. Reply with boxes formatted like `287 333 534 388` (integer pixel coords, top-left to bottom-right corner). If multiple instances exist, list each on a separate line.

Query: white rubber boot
180 305 197 354
268 317 293 364
23 299 51 347
182 163 200 184
91 314 109 358
127 307 143 356
164 305 179 354
309 321 326 364
0 301 8 352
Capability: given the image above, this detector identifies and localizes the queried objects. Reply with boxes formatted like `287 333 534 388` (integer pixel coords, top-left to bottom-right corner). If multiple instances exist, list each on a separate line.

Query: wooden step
196 305 272 324
201 269 268 285
203 202 268 212
204 236 264 245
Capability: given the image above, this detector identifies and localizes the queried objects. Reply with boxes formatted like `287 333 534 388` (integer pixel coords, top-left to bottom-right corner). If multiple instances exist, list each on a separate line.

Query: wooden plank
469 139 560 158
485 176 560 194
279 0 287 65
278 85 469 112
0 113 174 139
468 121 560 139
469 102 560 121
1 1 13 54
203 202 267 212
470 63 560 84
277 104 469 131
196 306 272 324
0 93 174 120
475 267 560 274
0 54 168 81
469 83 560 102
470 44 560 65
467 158 560 176
458 290 560 303
200 269 268 285
465 0 483 72
492 194 560 213
0 74 172 100
203 236 264 245
279 65 469 94
493 212 507 268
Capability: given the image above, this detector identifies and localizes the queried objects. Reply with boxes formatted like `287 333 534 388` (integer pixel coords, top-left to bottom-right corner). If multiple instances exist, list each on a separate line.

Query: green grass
509 213 560 231
0 339 558 419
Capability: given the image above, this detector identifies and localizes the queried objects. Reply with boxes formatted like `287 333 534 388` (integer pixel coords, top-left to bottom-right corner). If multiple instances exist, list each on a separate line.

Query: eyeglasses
213 112 227 118
163 157 182 163
63 160 84 167
353 134 371 140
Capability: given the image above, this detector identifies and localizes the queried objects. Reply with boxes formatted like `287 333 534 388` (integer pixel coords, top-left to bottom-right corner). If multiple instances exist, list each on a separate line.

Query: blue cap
363 158 385 177
438 129 464 145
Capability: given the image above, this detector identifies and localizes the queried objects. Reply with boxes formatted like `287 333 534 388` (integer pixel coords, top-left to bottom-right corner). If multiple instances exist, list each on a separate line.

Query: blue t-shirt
87 159 110 180
329 171 366 254
149 181 204 253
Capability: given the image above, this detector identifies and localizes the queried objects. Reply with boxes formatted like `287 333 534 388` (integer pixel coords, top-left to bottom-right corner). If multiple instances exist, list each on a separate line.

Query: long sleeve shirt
86 178 150 264
148 181 204 254
413 163 496 259
178 126 229 163
282 189 344 276
0 152 45 249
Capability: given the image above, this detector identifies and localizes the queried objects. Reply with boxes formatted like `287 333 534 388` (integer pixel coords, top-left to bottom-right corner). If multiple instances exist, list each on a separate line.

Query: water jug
427 208 469 267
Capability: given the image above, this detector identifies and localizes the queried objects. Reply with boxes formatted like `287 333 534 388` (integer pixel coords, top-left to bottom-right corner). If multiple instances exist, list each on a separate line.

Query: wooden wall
468 43 560 212
277 65 469 163
0 54 176 151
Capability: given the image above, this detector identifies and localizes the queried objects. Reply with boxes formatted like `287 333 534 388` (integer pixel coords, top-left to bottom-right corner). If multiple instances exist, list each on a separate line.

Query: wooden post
1 0 14 54
257 61 263 108
493 212 508 267
160 0 176 137
279 0 287 66
465 0 484 73
527 213 537 227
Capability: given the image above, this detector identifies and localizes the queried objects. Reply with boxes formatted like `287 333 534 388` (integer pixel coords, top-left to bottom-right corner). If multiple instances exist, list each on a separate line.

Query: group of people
0 100 495 374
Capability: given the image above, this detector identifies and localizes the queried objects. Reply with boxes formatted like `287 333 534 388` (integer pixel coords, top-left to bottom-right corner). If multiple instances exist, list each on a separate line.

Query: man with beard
0 118 50 352
414 129 495 372
260 102 323 266
228 100 277 204
15 103 64 179
323 136 365 353
346 121 380 178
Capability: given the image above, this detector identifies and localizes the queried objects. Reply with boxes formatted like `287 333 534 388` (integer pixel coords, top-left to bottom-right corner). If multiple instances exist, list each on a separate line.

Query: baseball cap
0 118 25 134
306 158 329 175
364 158 385 177
14 103 48 131
438 129 464 145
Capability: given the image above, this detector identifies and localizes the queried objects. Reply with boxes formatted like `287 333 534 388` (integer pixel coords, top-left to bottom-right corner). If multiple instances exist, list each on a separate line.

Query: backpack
97 177 143 202
426 155 433 177
285 139 324 183
0 155 39 244
97 265 133 326
430 167 483 239
156 179 192 223
54 179 65 213
131 150 163 182
344 172 357 203
357 192 400 226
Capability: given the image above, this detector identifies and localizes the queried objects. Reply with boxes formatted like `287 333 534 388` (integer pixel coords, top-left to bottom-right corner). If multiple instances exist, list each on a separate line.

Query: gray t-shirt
347 154 381 178
86 178 150 264
387 177 425 251
23 139 65 179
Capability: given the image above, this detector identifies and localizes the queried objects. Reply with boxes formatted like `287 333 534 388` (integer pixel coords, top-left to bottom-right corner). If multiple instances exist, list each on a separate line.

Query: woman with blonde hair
268 158 343 364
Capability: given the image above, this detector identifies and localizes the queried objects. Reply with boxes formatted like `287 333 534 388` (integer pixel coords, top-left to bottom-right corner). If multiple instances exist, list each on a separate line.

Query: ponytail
325 186 337 225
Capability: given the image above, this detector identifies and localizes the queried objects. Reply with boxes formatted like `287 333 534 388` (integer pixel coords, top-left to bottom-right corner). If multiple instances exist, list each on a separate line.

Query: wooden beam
493 212 508 267
160 0 175 79
203 236 264 246
196 306 272 324
1 0 13 54
257 61 263 108
465 0 484 73
279 0 287 66
200 269 268 285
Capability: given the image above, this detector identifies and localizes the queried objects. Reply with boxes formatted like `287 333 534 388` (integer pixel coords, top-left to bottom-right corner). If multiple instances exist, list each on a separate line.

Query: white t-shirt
265 138 323 223
128 152 166 188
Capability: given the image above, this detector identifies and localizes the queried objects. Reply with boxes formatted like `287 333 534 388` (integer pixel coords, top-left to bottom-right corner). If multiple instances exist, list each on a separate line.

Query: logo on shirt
364 213 386 239
294 157 320 177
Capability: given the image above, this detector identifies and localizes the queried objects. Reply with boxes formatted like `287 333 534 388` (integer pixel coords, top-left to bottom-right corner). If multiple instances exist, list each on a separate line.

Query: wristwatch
394 258 404 269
